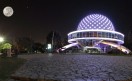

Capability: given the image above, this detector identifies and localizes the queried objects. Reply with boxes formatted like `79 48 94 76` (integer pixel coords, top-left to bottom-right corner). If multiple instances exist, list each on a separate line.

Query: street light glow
0 37 4 42
47 44 52 49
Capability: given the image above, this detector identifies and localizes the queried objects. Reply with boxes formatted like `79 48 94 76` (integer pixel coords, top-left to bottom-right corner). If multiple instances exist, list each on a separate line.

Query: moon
3 6 14 17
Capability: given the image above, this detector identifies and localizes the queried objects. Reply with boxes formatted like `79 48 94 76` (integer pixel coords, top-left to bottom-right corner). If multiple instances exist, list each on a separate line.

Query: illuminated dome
60 13 131 54
77 14 115 31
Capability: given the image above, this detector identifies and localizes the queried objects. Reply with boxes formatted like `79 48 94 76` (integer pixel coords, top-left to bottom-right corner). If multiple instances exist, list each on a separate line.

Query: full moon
3 6 14 17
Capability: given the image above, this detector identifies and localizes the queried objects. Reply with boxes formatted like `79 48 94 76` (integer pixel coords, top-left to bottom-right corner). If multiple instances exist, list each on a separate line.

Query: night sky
0 0 132 43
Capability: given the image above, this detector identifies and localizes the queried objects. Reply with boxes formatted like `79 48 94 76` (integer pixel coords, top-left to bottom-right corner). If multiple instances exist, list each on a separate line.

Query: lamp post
51 32 54 53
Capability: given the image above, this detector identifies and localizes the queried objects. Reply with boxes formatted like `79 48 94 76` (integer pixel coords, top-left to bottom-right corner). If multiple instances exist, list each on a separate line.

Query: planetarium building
61 14 131 54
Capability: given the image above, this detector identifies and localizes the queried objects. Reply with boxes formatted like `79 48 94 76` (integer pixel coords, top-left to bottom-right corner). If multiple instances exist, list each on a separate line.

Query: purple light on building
61 14 131 54
77 14 115 31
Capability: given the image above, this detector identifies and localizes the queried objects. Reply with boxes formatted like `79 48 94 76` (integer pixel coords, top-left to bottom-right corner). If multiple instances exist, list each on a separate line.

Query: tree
62 37 68 46
46 31 62 52
1 43 12 49
0 43 12 57
14 37 34 53
32 42 45 53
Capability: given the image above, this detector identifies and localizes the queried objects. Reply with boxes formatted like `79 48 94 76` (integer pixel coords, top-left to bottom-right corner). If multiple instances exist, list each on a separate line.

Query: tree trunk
7 49 12 57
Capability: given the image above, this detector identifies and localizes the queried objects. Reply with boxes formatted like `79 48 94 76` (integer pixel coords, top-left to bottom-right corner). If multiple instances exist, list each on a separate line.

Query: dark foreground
0 56 26 81
11 54 132 81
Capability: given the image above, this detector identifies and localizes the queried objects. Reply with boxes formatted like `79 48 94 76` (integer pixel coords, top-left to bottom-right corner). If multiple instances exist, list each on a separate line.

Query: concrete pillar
7 49 12 57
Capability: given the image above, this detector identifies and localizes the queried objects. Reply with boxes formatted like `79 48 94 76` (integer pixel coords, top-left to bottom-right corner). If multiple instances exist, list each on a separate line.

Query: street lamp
0 37 4 42
0 37 4 55
47 44 52 53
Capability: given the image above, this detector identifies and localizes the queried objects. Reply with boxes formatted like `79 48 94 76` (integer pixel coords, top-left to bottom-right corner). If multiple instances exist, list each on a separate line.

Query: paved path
11 54 132 81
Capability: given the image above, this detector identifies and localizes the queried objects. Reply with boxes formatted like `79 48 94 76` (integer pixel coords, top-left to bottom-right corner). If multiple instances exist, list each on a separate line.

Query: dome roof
77 14 115 31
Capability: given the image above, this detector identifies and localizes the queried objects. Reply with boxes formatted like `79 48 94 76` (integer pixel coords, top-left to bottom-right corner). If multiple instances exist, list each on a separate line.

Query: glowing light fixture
68 30 124 37
0 37 4 42
47 44 51 49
